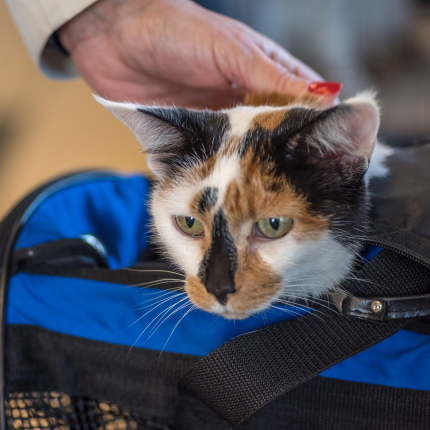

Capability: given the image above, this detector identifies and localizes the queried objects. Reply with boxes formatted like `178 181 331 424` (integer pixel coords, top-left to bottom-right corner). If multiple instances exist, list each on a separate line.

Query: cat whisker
147 300 192 341
128 296 190 353
341 275 382 288
278 295 333 313
283 283 355 299
275 299 327 320
137 288 185 304
124 268 184 277
139 301 183 340
329 285 354 296
269 304 318 320
129 278 185 287
138 286 185 297
135 281 185 292
134 292 185 312
278 294 340 317
159 304 195 358
144 298 191 341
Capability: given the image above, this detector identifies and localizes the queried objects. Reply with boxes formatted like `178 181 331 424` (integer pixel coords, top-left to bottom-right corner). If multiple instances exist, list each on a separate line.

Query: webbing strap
179 305 405 427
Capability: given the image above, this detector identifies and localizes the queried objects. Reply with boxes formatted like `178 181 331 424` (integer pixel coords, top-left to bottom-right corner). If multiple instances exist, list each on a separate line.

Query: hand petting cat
58 0 340 109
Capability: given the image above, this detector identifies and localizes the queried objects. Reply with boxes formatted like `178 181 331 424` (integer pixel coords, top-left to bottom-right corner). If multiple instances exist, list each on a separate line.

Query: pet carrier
1 142 430 430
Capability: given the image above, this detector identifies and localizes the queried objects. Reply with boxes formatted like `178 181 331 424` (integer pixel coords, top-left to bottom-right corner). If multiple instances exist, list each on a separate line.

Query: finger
252 34 323 82
231 43 311 97
262 49 343 104
308 81 342 105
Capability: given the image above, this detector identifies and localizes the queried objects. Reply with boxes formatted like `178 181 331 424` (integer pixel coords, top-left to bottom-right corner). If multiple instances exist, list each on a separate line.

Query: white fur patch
223 105 284 138
150 154 242 276
366 142 394 183
256 229 355 302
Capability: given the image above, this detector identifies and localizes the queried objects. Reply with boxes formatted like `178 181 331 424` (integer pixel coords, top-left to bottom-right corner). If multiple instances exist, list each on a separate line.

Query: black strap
13 238 109 274
331 291 430 321
179 306 405 427
178 243 430 427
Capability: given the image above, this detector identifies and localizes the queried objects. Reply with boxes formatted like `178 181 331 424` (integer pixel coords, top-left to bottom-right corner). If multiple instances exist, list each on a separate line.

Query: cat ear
94 96 198 177
305 92 380 164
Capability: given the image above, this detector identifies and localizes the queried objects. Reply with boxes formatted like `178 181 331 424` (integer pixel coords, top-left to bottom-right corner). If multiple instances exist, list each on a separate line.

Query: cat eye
175 216 205 236
256 217 293 239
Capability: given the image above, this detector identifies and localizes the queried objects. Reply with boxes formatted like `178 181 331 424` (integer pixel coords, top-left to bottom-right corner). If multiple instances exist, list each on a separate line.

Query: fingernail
308 82 342 96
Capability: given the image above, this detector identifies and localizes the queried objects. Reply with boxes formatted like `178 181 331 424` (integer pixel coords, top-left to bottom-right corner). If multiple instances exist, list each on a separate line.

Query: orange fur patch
186 275 217 310
191 154 217 181
227 248 282 317
244 92 325 109
252 110 287 131
224 151 328 242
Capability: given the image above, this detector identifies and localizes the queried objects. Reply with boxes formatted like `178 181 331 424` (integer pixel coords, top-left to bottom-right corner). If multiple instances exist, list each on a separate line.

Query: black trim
13 239 109 274
45 32 69 57
404 318 430 335
16 262 184 288
331 290 430 321
11 238 185 288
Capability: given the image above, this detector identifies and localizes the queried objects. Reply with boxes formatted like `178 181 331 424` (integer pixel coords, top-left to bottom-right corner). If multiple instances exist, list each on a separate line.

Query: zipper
361 239 430 270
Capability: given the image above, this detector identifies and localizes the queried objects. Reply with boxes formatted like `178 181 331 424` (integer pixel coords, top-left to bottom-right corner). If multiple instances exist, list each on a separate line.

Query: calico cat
96 91 390 320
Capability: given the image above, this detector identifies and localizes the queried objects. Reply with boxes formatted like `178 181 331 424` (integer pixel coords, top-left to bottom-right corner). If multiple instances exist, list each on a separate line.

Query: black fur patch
240 105 369 249
137 108 230 178
198 210 238 304
198 187 218 214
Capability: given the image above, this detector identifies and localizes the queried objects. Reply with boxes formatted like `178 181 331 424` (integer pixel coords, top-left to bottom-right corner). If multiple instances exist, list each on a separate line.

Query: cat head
96 92 380 320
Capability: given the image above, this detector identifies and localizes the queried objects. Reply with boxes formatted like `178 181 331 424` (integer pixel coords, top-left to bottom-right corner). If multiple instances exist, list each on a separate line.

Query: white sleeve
4 0 97 78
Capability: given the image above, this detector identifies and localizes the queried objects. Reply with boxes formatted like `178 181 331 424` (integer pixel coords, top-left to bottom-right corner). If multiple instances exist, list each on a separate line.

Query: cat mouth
209 300 271 320
210 303 254 320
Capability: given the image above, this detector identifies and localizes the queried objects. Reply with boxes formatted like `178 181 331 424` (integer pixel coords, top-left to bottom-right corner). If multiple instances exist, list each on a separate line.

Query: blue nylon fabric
319 330 430 390
5 273 308 357
362 245 382 261
14 175 150 269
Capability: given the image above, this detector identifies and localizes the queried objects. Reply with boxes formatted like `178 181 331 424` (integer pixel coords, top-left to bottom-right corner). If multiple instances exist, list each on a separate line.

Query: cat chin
208 301 270 320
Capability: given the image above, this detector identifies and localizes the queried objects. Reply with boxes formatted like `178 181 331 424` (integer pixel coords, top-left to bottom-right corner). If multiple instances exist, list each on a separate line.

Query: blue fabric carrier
4 172 430 393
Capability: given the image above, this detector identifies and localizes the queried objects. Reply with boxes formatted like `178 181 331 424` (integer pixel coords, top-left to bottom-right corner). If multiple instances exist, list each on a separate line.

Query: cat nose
206 281 236 305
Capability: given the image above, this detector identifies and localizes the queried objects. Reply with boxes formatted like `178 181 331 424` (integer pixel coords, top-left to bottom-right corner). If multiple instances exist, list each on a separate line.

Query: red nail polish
308 82 342 96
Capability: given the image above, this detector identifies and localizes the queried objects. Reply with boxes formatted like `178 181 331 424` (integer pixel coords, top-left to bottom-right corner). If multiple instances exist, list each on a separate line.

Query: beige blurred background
0 1 150 220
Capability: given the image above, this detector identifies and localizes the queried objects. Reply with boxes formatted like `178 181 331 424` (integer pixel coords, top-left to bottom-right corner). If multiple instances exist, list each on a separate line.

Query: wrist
57 0 109 54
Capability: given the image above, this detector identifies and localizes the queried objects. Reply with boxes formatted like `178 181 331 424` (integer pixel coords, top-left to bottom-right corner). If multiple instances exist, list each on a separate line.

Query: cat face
97 93 380 320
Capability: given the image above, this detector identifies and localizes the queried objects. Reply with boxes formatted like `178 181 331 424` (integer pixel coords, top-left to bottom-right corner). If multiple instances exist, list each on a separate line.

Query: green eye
175 216 205 236
256 217 293 239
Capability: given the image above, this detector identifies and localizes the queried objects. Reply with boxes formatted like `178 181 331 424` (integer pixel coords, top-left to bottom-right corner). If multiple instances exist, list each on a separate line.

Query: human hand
59 0 339 109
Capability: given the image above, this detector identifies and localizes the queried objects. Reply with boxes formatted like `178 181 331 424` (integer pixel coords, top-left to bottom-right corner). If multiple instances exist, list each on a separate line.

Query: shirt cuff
5 0 98 78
